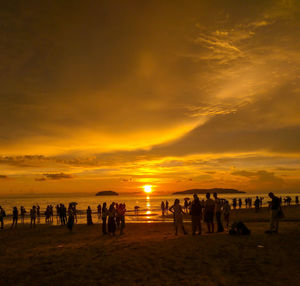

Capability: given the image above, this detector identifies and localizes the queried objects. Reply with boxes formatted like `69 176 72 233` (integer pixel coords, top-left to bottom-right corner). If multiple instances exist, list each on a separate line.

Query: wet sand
1 206 300 286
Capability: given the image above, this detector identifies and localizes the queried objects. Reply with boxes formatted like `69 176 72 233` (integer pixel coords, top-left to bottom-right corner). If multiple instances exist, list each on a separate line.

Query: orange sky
0 0 300 195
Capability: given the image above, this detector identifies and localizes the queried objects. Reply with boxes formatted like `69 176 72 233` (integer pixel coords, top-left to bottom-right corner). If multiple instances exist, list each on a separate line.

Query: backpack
229 221 251 235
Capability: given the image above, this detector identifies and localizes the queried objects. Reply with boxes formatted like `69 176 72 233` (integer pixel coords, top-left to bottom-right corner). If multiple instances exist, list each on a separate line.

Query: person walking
169 199 187 235
11 207 18 228
190 194 202 235
87 206 93 225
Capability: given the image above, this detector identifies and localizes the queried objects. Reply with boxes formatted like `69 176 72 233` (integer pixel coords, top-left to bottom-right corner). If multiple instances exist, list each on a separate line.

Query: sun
143 185 153 194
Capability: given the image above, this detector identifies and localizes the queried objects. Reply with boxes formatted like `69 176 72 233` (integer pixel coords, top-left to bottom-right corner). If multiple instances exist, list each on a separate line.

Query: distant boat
95 191 119 196
173 188 245 195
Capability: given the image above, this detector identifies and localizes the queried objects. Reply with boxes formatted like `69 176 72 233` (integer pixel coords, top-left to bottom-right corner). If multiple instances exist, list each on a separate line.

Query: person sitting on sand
204 193 215 233
190 194 202 235
30 206 37 228
108 203 116 236
213 193 224 232
87 206 93 225
222 201 231 229
266 192 282 234
102 202 108 235
11 206 18 228
169 199 187 235
67 203 75 232
0 206 6 230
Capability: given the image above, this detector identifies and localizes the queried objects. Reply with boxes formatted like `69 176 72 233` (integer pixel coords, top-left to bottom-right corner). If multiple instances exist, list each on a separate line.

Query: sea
0 192 299 224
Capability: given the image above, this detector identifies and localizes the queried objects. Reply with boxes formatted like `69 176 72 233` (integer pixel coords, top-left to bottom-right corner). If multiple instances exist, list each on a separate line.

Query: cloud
0 175 8 179
34 178 46 182
43 173 73 180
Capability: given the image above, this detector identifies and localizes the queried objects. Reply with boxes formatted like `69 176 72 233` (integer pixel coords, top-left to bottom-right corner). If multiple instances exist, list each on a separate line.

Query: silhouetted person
0 206 6 229
11 207 18 228
161 201 165 216
296 196 299 205
30 206 37 228
115 203 121 229
165 201 169 214
67 204 75 232
37 205 40 223
169 199 187 235
20 206 26 224
102 202 108 235
254 196 260 212
108 203 116 236
222 201 231 229
232 198 237 209
56 204 60 223
238 198 242 208
87 206 93 225
266 192 282 234
97 204 102 219
213 193 224 232
190 194 202 235
119 203 126 235
204 193 214 233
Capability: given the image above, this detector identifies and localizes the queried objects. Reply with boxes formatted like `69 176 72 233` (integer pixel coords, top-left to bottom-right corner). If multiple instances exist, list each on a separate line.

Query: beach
1 206 300 286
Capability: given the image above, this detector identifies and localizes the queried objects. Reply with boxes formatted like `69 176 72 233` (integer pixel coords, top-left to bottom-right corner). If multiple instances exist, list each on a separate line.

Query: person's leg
198 217 202 234
211 221 214 233
206 222 211 233
192 216 196 235
0 218 3 229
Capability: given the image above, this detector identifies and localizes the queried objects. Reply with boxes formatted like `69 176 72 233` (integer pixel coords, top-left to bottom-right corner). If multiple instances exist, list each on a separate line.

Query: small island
172 188 245 195
95 191 119 196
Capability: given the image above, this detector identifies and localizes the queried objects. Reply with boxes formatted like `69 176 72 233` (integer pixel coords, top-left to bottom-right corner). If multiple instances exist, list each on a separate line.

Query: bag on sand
229 222 251 235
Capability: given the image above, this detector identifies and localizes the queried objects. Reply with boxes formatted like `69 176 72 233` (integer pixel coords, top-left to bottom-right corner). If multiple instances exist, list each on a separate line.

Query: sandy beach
1 206 300 286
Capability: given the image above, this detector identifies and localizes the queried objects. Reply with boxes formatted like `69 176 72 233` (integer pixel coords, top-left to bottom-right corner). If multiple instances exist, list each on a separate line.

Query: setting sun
143 185 153 194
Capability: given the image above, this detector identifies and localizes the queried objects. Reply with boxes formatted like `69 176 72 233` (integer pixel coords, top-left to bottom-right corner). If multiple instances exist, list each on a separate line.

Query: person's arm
169 205 174 213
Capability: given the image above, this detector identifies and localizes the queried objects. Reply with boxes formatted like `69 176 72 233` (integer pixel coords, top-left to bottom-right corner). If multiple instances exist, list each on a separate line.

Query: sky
0 0 300 195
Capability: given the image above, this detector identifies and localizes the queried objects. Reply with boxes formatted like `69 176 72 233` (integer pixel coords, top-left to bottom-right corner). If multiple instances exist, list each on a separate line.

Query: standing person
161 201 165 216
254 196 260 212
222 201 231 229
119 203 126 235
108 203 116 236
266 192 282 234
190 194 202 235
296 196 299 205
102 202 108 235
87 206 93 225
56 204 60 224
238 198 242 209
20 206 26 224
115 203 121 229
36 205 40 224
97 204 102 219
11 207 18 228
232 198 237 209
30 206 37 228
169 199 187 235
213 193 224 232
204 193 215 233
165 201 169 214
0 206 6 230
67 203 75 232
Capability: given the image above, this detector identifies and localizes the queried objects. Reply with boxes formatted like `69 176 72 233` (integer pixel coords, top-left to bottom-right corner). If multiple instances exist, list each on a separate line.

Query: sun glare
143 185 152 194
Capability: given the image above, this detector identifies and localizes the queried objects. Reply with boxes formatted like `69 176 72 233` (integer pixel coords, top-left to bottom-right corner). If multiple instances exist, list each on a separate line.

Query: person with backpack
190 194 202 235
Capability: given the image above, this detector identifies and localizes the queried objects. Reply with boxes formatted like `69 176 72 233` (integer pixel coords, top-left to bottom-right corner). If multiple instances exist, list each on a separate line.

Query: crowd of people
0 193 298 235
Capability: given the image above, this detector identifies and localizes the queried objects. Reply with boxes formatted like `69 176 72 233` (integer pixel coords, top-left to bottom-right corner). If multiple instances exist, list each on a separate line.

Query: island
172 188 245 195
95 191 119 196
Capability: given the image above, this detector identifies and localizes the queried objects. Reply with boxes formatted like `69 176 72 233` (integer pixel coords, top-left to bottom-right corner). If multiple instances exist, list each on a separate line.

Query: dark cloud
0 175 8 179
43 173 73 180
34 178 46 182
